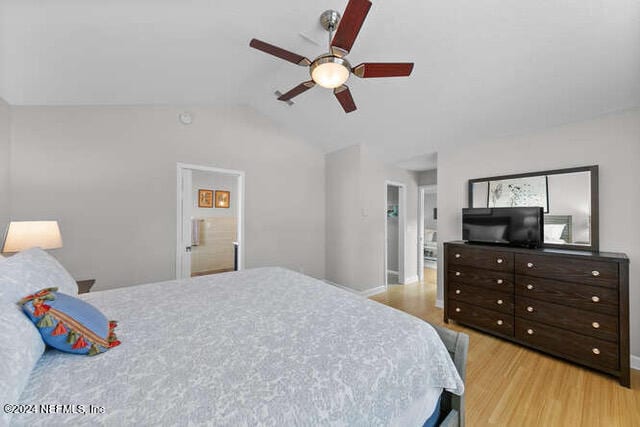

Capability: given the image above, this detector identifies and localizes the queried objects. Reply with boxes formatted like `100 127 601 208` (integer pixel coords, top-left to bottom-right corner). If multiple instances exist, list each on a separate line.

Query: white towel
191 219 201 246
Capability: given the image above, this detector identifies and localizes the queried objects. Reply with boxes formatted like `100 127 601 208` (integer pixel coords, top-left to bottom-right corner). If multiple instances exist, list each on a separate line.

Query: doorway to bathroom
176 163 244 279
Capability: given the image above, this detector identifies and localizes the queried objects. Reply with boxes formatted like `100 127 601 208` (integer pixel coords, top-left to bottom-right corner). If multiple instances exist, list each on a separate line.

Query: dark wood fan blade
278 81 316 101
334 85 357 113
352 63 414 78
331 0 372 56
249 39 311 66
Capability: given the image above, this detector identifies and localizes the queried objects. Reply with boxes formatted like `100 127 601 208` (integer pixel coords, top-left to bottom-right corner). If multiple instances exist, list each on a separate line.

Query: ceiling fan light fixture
310 56 351 89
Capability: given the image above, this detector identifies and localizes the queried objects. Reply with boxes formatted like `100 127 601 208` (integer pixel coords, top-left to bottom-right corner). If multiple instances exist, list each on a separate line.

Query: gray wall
325 145 361 287
418 169 437 186
0 98 9 228
9 106 326 289
326 144 419 291
437 108 640 357
424 193 437 231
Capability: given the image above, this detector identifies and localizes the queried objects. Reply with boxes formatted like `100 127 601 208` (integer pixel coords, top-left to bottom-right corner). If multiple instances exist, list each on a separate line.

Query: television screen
463 207 544 248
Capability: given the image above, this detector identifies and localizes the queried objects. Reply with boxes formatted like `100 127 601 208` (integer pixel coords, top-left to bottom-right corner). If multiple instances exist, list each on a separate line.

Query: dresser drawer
449 301 514 337
515 318 618 371
448 245 513 272
447 266 514 292
515 275 618 316
515 297 618 342
449 284 513 314
515 254 618 288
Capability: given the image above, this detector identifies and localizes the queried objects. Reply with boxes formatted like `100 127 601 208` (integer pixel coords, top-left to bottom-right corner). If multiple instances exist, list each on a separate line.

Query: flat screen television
463 207 544 248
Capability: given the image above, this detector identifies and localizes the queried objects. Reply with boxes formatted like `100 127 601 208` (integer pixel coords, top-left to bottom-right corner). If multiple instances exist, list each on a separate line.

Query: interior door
179 168 193 279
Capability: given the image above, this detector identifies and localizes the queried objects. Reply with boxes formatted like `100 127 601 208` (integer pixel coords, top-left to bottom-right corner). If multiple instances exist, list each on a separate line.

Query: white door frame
176 162 245 279
384 181 406 286
418 184 437 282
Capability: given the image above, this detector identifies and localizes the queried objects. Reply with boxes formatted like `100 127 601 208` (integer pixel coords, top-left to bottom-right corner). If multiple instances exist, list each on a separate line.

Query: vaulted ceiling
1 0 639 164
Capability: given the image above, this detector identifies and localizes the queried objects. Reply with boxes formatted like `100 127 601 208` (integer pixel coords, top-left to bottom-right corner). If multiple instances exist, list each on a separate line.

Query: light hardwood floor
370 268 640 426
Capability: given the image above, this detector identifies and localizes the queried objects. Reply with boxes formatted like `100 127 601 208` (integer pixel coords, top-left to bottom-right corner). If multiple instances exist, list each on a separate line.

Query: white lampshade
2 221 63 253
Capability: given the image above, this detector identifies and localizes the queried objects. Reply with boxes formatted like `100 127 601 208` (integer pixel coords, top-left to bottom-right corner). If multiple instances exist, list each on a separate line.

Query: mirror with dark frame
468 165 599 251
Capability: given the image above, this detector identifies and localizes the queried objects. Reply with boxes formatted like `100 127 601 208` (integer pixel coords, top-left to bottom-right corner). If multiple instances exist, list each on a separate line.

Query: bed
4 263 464 426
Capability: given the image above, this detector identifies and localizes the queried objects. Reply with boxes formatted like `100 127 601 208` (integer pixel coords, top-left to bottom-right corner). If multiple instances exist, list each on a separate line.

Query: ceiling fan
249 0 414 113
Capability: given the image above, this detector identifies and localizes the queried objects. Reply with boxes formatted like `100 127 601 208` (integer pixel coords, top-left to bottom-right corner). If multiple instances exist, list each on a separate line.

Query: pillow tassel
66 331 77 344
108 320 120 346
88 344 101 356
18 287 58 305
36 313 54 328
33 302 51 317
51 321 67 336
72 335 88 349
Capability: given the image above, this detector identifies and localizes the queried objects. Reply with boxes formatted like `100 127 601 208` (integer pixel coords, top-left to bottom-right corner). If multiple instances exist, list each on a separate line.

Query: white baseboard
322 280 359 295
360 285 387 297
435 299 444 309
631 354 640 370
402 275 419 284
323 280 387 298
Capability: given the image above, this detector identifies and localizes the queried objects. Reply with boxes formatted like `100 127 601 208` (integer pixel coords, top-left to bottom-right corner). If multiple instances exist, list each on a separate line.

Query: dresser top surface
445 241 628 263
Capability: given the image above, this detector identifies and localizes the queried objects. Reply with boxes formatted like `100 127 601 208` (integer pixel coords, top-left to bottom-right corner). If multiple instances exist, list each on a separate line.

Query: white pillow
544 224 566 242
0 248 78 306
0 304 46 425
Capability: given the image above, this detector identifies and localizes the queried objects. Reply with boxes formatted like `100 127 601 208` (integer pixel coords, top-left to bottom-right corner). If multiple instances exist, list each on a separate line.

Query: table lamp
1 221 63 253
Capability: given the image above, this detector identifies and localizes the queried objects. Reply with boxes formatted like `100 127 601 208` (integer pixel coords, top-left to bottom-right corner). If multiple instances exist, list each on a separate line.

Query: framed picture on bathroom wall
198 189 214 208
215 191 230 208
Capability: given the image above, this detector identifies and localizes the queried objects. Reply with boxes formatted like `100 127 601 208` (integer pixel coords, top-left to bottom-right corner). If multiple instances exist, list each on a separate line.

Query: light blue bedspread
12 267 463 426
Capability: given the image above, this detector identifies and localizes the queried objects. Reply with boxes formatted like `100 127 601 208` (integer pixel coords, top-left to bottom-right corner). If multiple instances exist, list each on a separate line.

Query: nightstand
76 279 95 294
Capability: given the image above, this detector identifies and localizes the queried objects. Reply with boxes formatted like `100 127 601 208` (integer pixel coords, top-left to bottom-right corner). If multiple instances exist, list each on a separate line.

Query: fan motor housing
320 10 341 31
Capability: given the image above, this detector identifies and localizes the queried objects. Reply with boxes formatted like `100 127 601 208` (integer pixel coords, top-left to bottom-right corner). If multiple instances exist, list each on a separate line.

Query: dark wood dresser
443 241 630 387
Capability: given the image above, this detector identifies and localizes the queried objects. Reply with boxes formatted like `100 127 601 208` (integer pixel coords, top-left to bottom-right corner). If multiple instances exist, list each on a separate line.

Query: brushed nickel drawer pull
497 279 504 285
527 262 534 268
455 307 461 313
591 296 600 303
497 299 504 305
527 328 534 335
591 270 600 277
455 253 461 259
455 289 461 295
526 284 534 290
592 322 600 329
592 348 600 355
497 320 503 326
526 306 534 313
497 258 504 264
455 271 461 276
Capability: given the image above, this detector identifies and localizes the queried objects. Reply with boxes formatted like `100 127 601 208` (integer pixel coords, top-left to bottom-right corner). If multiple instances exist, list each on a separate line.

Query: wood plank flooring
370 268 640 426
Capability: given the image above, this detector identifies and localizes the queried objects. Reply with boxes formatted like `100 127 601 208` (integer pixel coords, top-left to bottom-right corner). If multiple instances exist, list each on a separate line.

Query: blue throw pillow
18 288 120 356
